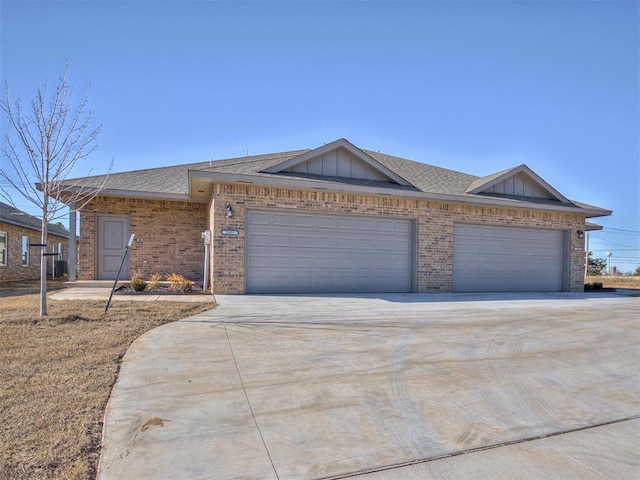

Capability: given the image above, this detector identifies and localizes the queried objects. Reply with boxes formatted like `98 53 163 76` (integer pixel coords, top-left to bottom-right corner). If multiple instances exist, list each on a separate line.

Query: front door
97 215 130 280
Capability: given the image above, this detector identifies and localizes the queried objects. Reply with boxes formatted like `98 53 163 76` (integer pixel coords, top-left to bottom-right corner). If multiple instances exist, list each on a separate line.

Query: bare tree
1 67 111 315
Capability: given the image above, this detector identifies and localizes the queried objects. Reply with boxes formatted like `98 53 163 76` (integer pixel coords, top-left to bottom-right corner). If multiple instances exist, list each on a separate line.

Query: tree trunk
40 199 48 316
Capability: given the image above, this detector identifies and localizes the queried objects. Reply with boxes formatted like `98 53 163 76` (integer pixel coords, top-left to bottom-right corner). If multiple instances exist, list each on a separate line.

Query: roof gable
466 165 570 203
262 138 412 186
54 139 610 217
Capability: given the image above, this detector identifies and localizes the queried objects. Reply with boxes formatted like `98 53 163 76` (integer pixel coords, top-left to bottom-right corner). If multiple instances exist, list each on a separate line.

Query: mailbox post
105 234 135 312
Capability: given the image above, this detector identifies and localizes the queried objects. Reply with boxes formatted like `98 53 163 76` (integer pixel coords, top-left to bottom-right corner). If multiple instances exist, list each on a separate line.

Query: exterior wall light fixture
225 205 234 218
577 230 584 239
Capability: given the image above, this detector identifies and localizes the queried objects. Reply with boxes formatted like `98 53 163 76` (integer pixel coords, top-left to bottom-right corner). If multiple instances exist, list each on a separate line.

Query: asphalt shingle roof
57 142 609 215
465 166 517 193
196 148 480 196
0 201 70 238
63 151 308 195
364 150 478 195
57 148 517 198
60 162 211 195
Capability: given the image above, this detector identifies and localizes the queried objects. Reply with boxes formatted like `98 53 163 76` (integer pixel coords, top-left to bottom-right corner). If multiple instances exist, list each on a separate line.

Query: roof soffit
261 138 414 187
466 164 571 204
192 170 610 217
585 221 603 231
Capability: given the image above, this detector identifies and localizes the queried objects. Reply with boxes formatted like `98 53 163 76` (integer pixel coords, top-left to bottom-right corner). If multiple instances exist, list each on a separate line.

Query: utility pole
584 231 589 277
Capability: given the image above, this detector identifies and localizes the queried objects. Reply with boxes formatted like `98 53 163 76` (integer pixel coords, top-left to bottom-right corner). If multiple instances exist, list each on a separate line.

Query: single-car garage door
246 210 413 294
453 224 565 292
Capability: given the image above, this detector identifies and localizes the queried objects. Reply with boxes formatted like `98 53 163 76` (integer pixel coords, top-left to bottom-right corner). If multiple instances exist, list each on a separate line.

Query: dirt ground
587 275 640 289
0 284 213 480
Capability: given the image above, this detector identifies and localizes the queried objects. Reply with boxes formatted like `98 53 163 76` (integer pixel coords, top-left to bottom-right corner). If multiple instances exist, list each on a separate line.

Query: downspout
202 230 211 292
585 230 589 278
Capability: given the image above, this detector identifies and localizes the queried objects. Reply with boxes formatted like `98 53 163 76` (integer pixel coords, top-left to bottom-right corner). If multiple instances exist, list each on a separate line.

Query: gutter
50 172 612 218
189 171 612 218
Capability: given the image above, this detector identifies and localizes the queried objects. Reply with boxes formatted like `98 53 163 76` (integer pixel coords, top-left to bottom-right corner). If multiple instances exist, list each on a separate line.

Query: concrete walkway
98 292 639 479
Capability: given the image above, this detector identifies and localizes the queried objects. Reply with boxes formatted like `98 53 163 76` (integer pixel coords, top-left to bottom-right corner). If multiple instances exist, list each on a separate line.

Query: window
21 236 29 266
0 232 6 266
57 243 64 259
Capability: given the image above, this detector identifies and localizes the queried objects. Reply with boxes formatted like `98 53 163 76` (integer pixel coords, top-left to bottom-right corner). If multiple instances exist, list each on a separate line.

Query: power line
590 251 639 258
602 257 640 261
589 235 639 249
592 248 640 252
604 227 640 234
596 230 640 237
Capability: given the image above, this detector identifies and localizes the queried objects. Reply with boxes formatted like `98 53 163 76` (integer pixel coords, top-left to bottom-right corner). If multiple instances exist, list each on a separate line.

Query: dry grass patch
0 292 213 479
585 276 640 290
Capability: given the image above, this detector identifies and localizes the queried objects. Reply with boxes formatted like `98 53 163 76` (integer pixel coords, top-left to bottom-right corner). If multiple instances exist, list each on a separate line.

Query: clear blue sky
1 0 639 271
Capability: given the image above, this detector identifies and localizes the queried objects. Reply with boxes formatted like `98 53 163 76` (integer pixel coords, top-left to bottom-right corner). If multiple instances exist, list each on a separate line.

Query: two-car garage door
245 213 566 294
246 210 413 294
453 224 566 292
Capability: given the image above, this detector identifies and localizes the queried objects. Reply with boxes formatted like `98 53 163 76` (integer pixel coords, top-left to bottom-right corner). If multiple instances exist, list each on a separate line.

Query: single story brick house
0 201 70 282
57 138 610 294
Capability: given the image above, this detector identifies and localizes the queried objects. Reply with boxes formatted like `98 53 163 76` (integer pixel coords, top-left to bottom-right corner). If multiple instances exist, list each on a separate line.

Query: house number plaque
221 229 239 236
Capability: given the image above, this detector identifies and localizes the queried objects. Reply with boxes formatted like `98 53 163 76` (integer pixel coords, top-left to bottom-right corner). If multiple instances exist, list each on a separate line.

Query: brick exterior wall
79 188 587 293
209 184 586 294
78 197 208 281
0 222 69 282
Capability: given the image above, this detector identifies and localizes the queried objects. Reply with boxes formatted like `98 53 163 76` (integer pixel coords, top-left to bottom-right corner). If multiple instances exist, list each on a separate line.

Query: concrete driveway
98 292 640 479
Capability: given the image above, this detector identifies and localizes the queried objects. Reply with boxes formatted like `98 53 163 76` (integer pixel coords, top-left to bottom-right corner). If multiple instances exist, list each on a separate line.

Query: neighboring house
0 201 70 282
56 138 610 294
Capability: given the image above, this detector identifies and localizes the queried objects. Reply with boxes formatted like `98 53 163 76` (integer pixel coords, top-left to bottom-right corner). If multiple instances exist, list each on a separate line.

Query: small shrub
593 282 603 290
130 275 147 292
166 273 194 292
146 273 163 291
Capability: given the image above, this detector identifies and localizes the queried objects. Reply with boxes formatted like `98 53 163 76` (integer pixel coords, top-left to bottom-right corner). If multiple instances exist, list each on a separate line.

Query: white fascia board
262 138 413 186
190 171 611 217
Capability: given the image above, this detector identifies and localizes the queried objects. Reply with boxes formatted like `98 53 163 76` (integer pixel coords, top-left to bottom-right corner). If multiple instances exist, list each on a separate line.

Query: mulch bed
114 286 211 295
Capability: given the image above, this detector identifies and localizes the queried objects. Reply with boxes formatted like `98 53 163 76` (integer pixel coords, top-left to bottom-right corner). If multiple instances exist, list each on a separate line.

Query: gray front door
97 215 130 280
246 210 413 294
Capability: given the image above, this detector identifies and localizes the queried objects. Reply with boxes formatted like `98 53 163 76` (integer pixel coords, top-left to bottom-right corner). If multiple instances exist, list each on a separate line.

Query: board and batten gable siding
483 172 555 199
209 183 586 294
78 197 208 281
284 148 390 182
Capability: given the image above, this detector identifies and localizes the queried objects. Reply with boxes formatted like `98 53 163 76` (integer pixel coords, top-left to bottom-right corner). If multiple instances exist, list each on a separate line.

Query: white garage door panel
453 224 564 292
247 211 413 294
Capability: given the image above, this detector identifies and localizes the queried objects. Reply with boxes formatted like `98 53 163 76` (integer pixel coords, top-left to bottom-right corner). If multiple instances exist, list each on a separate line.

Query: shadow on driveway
238 290 638 303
